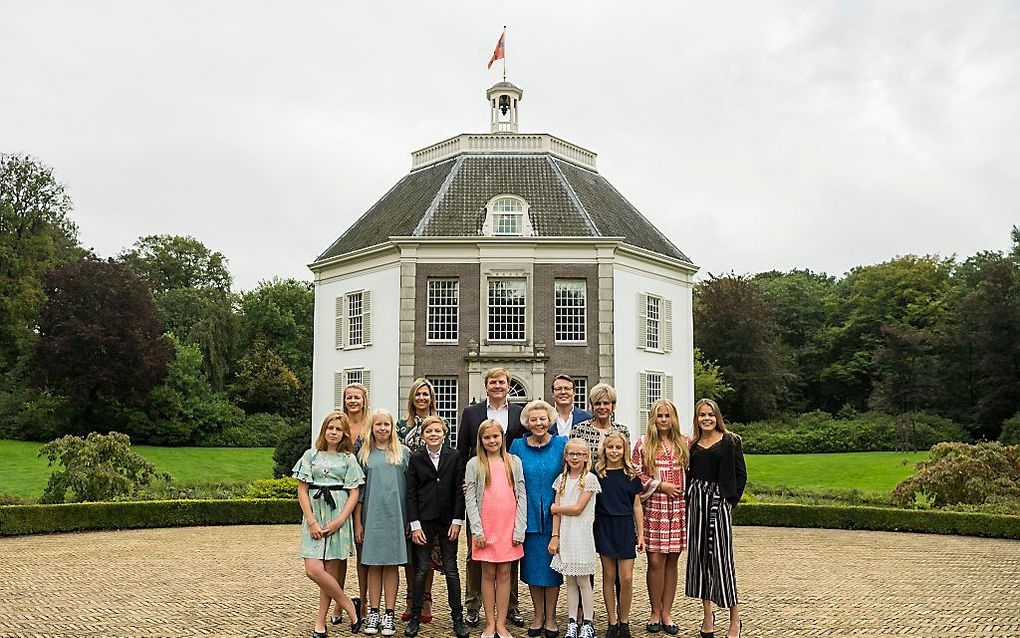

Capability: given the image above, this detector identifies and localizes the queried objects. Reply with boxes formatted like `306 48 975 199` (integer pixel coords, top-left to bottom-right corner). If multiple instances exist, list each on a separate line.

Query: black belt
308 484 347 509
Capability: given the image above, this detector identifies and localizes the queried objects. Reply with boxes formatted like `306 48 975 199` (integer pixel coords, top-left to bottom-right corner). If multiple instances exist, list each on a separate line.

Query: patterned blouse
570 417 632 460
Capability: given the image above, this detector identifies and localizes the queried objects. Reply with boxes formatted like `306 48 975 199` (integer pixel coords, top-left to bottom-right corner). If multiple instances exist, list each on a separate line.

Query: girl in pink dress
465 420 527 638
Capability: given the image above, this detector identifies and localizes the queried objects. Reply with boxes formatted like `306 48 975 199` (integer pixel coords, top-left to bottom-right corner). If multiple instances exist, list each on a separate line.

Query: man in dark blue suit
456 367 526 628
551 374 593 438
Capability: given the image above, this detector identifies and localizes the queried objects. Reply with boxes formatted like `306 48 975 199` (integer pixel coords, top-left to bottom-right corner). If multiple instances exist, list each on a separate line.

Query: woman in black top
685 399 746 638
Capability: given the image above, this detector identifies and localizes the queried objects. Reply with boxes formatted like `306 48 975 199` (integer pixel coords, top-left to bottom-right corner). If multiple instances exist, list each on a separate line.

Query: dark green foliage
732 503 1020 539
892 442 1020 507
203 412 293 447
0 498 299 536
693 348 732 402
38 432 170 503
730 411 967 454
229 341 302 416
274 420 312 478
1000 413 1020 446
119 234 231 294
246 477 298 499
0 384 72 441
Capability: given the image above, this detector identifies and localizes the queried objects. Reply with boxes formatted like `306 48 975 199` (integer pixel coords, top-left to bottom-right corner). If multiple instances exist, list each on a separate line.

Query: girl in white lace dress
549 438 601 638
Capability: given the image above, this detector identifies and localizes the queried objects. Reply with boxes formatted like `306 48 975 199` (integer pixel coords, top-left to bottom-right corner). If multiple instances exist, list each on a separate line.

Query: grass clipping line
0 499 1017 539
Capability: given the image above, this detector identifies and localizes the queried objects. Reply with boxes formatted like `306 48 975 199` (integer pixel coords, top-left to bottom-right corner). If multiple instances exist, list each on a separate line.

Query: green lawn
0 439 274 500
745 451 927 493
1 439 927 502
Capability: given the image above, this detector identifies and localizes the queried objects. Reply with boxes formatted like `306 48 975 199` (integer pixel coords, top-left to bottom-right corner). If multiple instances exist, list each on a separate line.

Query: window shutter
362 369 372 401
341 294 350 349
664 374 674 402
637 293 647 351
362 290 372 346
334 372 344 409
663 299 673 353
638 371 649 427
340 298 348 349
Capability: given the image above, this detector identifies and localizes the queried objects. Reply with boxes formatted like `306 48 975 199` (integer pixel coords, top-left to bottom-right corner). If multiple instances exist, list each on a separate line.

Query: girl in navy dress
594 430 644 638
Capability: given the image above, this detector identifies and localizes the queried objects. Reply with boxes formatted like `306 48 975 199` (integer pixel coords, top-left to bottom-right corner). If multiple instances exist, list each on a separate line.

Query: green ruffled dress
293 448 365 560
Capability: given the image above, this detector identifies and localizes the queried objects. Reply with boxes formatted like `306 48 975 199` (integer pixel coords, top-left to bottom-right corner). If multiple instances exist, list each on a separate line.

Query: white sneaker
364 609 381 635
381 611 396 636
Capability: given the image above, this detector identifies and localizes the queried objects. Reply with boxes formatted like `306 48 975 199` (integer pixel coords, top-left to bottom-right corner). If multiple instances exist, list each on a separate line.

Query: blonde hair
315 411 354 453
520 399 555 427
557 437 592 495
641 399 690 477
483 367 511 384
588 383 618 406
420 415 447 436
404 378 437 424
343 383 370 417
359 408 403 465
692 398 731 445
474 419 515 488
596 430 638 478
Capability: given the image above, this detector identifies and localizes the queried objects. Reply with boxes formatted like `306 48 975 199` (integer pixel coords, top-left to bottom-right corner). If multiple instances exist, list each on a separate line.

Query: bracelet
551 534 559 537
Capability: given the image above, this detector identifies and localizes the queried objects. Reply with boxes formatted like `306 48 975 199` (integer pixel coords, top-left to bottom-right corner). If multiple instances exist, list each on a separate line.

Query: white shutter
637 293 647 351
362 290 372 346
638 371 649 427
340 298 348 349
362 369 372 402
663 298 673 353
334 372 344 409
664 374 674 403
341 293 350 349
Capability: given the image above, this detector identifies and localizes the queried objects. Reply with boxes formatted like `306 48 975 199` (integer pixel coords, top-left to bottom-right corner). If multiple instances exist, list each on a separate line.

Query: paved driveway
1 525 1018 637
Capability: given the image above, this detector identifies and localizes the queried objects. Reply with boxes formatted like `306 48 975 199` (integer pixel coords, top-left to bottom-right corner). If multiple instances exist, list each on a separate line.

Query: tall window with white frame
554 280 586 343
492 197 524 236
428 377 459 443
427 279 459 343
348 292 364 347
645 295 660 350
573 377 588 413
488 279 526 341
646 372 663 406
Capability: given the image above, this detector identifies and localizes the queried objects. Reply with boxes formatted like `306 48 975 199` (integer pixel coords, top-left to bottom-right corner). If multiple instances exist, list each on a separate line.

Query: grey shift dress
359 445 411 565
293 448 365 560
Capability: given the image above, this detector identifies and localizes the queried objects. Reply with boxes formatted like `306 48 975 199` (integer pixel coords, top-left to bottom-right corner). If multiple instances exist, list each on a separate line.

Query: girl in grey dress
294 411 365 638
355 409 411 636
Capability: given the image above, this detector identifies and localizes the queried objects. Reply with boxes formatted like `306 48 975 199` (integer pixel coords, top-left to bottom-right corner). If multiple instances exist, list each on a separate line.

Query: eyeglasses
553 387 573 393
566 451 588 458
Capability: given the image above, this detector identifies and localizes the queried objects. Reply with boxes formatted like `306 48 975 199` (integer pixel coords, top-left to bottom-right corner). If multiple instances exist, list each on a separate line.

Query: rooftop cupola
487 81 523 134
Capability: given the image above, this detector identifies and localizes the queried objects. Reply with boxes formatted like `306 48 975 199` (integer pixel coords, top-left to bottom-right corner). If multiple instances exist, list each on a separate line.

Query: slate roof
315 153 692 265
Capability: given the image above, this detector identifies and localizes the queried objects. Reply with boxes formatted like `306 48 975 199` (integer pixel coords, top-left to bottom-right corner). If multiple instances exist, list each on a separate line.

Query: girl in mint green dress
294 411 366 638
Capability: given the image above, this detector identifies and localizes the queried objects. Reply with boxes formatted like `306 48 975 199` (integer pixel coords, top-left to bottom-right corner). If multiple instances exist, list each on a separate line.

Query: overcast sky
3 2 1018 291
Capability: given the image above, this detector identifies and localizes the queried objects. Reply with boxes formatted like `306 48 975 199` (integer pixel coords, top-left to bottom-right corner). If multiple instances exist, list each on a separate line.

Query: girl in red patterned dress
631 399 690 635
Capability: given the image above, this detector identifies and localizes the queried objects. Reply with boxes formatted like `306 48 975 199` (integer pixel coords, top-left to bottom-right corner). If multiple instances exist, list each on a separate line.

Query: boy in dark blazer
405 415 468 638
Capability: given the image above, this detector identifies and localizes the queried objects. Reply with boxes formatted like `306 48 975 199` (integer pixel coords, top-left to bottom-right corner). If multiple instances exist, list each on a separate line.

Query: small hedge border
2 499 1017 539
734 503 1020 540
0 498 299 536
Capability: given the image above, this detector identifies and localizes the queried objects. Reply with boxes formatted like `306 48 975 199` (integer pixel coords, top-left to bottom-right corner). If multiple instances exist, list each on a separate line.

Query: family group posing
294 368 747 638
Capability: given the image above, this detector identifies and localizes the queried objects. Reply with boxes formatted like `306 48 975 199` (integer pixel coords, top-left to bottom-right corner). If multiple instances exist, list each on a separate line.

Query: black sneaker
565 619 578 638
364 609 381 635
381 610 396 636
579 621 596 638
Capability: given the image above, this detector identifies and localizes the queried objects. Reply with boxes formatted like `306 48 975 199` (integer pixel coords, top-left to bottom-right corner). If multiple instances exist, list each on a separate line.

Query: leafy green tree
119 234 231 294
693 348 733 403
0 154 83 374
694 274 789 422
39 431 169 503
32 258 173 430
274 420 312 478
229 340 302 416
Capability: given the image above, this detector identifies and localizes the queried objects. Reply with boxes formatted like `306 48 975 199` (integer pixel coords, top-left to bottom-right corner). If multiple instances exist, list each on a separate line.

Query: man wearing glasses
550 374 592 438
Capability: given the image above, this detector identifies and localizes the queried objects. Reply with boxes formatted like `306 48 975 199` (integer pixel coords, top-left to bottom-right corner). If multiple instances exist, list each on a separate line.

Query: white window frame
428 376 459 444
554 279 587 344
482 195 533 237
336 289 372 350
573 377 588 413
427 279 459 343
333 368 372 410
637 292 671 353
638 370 674 426
487 278 527 342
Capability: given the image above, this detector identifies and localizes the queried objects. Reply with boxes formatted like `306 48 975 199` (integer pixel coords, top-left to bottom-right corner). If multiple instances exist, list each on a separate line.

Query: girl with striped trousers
685 399 747 638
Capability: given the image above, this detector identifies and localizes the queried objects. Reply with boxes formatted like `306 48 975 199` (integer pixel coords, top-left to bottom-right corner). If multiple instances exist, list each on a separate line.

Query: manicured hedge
734 503 1020 539
0 498 300 536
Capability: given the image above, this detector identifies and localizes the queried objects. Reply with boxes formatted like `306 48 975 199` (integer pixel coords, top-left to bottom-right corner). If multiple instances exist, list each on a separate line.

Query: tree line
4 153 1019 445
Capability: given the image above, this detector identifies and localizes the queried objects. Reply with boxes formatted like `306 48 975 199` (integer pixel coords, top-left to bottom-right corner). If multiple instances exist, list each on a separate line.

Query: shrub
203 412 291 447
274 420 311 478
892 442 1020 507
126 480 250 501
247 477 298 499
0 385 74 441
38 432 171 503
1000 412 1020 446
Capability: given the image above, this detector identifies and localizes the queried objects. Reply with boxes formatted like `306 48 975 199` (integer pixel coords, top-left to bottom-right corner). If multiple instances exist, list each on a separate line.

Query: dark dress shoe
700 632 715 638
619 623 631 638
312 631 328 638
663 625 679 635
351 617 364 634
453 616 470 638
331 615 343 625
404 615 421 637
465 609 481 627
529 628 545 637
508 610 526 627
544 629 560 638
646 621 662 633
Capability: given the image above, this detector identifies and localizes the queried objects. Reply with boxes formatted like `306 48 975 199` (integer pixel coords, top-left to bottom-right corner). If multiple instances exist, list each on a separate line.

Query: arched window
483 195 533 237
508 378 528 404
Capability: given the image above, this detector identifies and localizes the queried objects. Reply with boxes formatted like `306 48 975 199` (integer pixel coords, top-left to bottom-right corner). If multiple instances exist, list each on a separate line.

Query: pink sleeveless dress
473 458 524 563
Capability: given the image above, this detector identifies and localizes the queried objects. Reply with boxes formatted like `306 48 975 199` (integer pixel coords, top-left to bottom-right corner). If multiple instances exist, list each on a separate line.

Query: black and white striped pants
684 478 739 608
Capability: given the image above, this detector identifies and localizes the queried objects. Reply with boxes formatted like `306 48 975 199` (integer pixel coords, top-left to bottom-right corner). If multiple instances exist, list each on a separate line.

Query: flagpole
503 25 507 82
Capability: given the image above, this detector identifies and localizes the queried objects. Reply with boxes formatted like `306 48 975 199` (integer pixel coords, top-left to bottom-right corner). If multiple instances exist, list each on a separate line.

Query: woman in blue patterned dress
294 411 366 638
510 399 567 638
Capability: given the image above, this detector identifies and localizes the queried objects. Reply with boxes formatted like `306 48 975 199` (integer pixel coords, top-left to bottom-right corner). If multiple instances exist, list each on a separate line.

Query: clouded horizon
3 2 1017 290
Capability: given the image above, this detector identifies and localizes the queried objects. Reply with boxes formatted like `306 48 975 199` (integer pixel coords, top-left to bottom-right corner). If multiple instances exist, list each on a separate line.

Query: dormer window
483 195 533 237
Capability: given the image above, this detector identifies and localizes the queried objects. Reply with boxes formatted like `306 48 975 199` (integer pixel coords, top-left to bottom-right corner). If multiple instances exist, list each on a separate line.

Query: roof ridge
546 156 600 236
413 156 464 236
